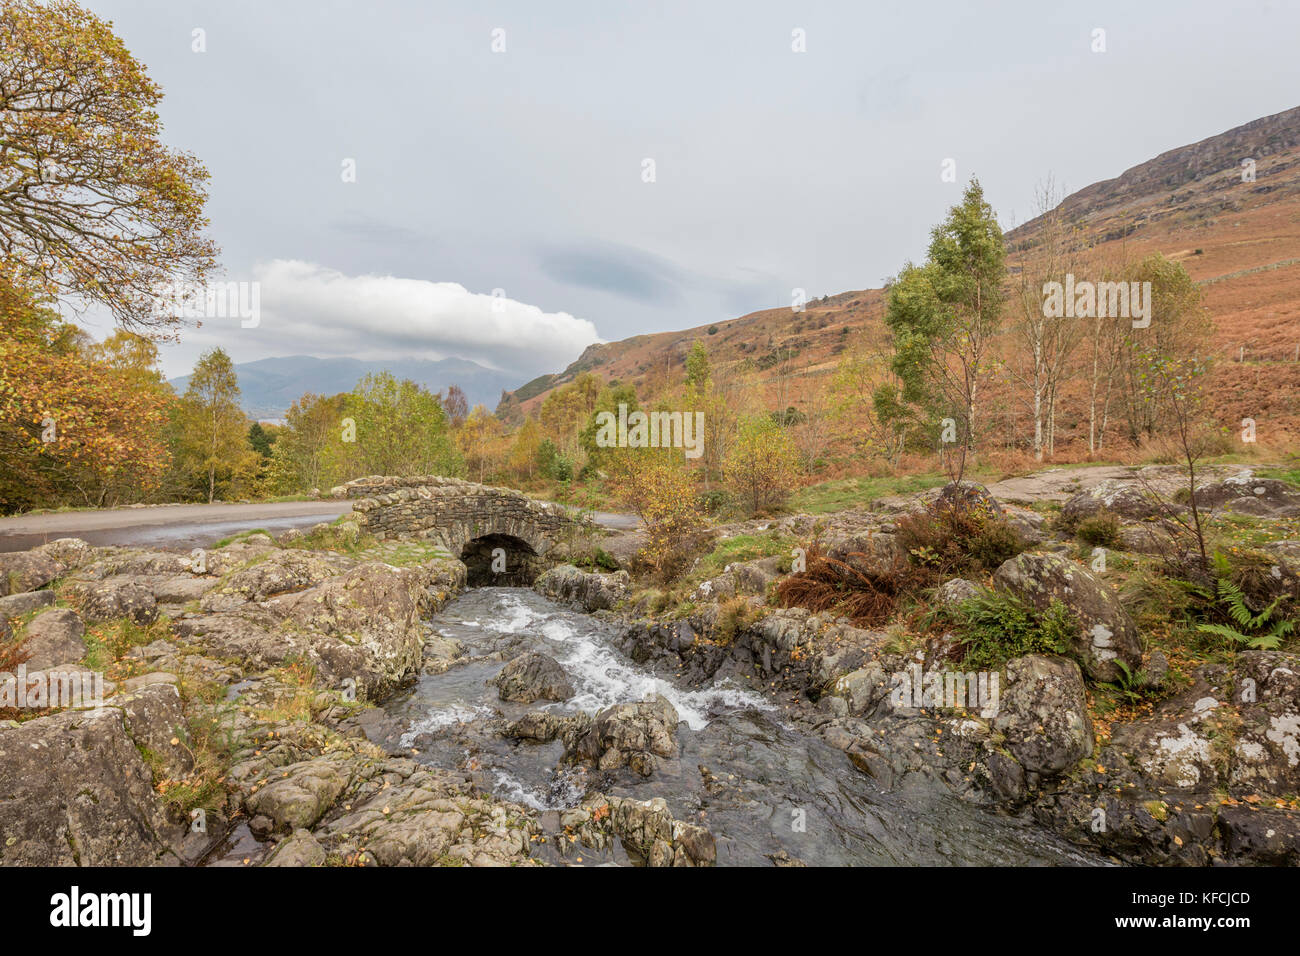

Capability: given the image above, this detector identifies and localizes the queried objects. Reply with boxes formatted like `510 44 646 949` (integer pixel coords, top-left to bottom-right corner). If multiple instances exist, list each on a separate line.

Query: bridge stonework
337 476 593 564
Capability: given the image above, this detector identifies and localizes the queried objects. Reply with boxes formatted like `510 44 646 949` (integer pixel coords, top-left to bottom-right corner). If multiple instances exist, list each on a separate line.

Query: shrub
776 543 918 627
697 488 735 517
725 416 799 515
1075 510 1121 548
714 597 757 645
896 501 1024 575
606 448 708 581
930 591 1074 671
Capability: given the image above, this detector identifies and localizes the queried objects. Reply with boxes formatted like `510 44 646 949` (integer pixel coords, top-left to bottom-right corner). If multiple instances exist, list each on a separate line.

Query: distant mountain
169 355 519 421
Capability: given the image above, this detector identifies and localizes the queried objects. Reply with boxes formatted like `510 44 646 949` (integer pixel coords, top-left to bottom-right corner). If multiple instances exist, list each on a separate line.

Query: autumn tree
725 415 799 516
170 347 257 502
346 372 461 477
1010 179 1086 461
577 381 639 471
443 384 468 428
539 372 600 467
506 417 543 483
685 341 711 392
829 328 913 469
0 278 171 510
458 404 505 483
886 179 1006 457
0 0 219 332
1113 254 1212 445
605 447 705 579
267 392 352 494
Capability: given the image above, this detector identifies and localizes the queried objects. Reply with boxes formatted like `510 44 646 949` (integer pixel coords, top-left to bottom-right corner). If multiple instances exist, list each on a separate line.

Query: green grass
211 528 276 548
692 530 796 579
788 474 948 514
1257 465 1300 490
370 540 454 566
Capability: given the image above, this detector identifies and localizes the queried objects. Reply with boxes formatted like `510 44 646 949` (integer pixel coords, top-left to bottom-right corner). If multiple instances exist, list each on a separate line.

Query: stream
373 587 1107 866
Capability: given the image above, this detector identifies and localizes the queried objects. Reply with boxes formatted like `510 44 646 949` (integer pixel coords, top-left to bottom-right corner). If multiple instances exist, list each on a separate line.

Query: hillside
498 105 1300 442
171 355 517 422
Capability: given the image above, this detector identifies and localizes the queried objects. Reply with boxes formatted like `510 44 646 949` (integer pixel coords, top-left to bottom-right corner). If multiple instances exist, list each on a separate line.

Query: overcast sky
81 0 1300 384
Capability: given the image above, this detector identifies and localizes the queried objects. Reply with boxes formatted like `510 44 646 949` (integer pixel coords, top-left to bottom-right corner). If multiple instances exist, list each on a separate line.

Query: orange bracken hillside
499 105 1300 446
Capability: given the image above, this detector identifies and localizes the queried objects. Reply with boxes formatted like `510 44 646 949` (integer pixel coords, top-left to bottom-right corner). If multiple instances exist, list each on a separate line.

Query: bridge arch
340 475 594 585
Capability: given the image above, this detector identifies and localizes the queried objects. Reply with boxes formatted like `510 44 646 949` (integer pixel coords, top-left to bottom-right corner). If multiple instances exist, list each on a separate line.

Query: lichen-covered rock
1061 479 1170 525
1191 472 1300 517
533 564 629 612
824 530 906 580
244 752 355 833
934 578 982 607
0 589 55 620
563 694 680 777
504 709 581 742
993 552 1142 682
315 762 540 867
77 579 158 625
691 555 785 602
20 608 86 670
0 704 183 865
200 549 342 612
1231 650 1300 796
992 654 1093 775
578 795 716 867
112 682 193 781
263 828 326 867
493 651 575 703
934 480 1003 516
0 547 64 596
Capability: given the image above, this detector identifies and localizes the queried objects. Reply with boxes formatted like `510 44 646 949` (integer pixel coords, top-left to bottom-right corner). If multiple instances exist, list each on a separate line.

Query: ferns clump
927 591 1075 671
1195 577 1295 650
1192 553 1297 650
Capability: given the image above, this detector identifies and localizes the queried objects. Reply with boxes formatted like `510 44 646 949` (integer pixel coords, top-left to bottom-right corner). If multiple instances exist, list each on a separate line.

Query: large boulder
532 564 629 612
0 589 55 620
934 480 1003 516
175 562 429 700
1231 650 1300 796
1061 479 1169 526
493 651 575 703
315 763 539 867
691 555 785 603
992 654 1093 775
824 530 907 580
563 694 680 777
244 752 354 833
264 562 428 699
200 549 341 612
1191 472 1300 517
580 794 717 867
263 828 327 867
77 579 158 625
993 552 1142 682
19 608 86 670
0 703 183 865
0 538 92 596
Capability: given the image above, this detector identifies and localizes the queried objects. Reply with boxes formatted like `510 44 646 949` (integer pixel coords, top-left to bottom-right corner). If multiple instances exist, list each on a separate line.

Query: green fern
1195 577 1295 650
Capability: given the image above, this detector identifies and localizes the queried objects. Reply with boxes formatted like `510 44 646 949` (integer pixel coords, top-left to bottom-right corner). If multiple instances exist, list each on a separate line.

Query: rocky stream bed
1 465 1298 866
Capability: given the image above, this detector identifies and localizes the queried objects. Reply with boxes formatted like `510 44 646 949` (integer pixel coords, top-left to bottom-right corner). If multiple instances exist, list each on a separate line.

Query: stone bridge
335 476 597 585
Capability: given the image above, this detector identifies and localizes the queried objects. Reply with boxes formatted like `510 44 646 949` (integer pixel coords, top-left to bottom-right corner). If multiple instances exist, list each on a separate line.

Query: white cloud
203 259 600 377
